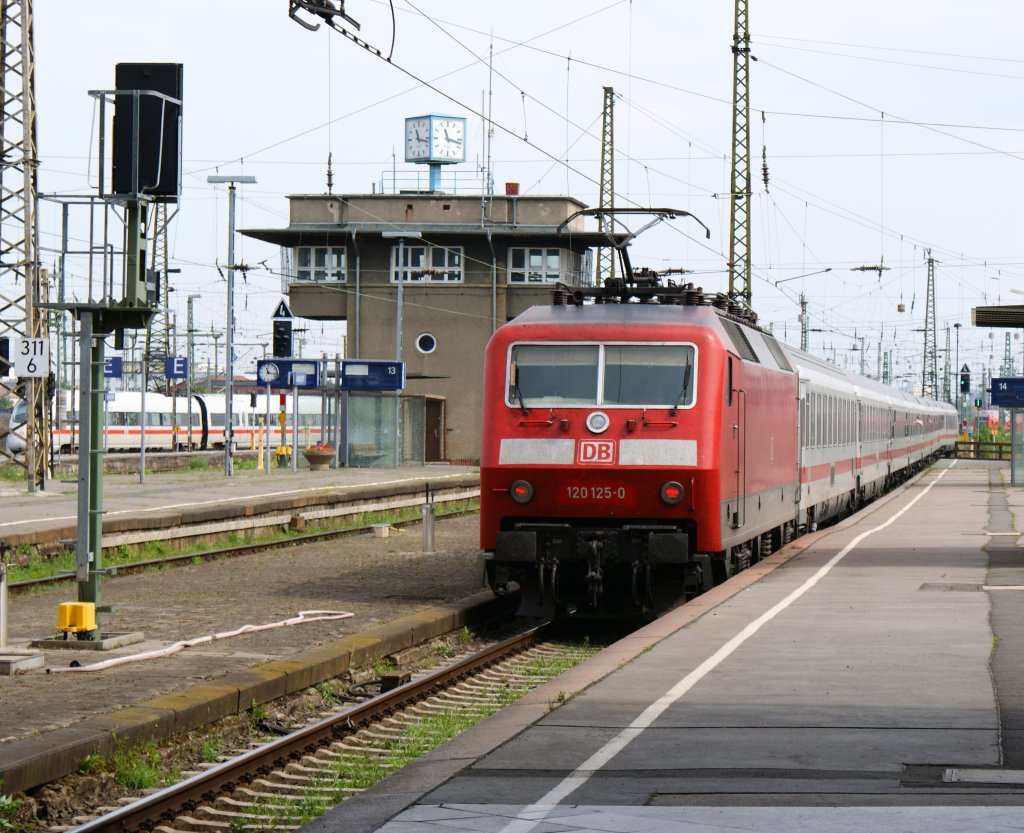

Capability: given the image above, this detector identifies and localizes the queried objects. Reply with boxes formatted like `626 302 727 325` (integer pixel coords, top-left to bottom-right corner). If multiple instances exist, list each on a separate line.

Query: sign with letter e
164 356 188 379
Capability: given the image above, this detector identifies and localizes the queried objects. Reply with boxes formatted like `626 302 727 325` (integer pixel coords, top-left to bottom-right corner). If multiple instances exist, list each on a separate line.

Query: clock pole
428 163 442 192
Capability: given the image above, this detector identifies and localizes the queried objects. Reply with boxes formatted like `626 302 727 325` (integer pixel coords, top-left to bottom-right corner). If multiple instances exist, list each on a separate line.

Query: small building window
416 333 437 354
391 244 463 282
292 246 346 282
508 247 562 283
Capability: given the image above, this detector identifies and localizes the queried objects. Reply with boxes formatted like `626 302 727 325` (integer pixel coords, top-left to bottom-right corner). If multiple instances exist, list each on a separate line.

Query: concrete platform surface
303 460 1024 833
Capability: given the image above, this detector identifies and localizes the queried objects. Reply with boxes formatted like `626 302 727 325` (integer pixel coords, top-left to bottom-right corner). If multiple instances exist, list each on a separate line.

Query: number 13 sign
14 337 48 377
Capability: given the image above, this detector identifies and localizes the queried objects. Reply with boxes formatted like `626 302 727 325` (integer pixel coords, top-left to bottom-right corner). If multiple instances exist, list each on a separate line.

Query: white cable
46 610 354 674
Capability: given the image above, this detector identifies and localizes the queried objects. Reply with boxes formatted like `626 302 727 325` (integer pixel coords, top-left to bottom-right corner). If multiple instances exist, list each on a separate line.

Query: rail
954 440 1011 461
71 623 551 833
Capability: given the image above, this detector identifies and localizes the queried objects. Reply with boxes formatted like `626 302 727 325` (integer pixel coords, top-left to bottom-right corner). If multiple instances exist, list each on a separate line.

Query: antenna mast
596 86 616 285
728 0 752 307
922 251 938 399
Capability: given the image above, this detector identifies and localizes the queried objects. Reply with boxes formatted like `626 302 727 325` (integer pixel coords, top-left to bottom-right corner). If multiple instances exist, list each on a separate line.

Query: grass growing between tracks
245 641 598 831
6 498 479 584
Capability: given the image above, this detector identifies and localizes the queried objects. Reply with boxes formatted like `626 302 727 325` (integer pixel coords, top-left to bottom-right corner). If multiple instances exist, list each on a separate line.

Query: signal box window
508 248 562 283
508 343 695 408
391 245 464 282
292 246 346 282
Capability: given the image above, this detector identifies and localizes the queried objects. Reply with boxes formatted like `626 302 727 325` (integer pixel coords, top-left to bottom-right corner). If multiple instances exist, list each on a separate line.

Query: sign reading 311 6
14 337 48 377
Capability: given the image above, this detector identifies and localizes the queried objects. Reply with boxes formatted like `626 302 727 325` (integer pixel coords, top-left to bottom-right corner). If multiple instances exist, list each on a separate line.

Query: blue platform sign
340 360 405 391
164 356 188 379
256 358 320 390
991 377 1024 407
103 356 123 378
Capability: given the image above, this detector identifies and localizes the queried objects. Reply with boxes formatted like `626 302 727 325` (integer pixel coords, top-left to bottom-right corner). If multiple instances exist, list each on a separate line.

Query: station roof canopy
972 305 1024 327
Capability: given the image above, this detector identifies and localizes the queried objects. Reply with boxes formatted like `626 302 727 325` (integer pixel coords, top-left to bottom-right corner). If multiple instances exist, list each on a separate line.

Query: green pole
77 327 105 638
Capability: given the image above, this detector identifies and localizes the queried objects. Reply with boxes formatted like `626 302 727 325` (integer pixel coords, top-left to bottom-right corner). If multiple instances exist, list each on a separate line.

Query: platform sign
164 356 188 379
991 377 1024 407
256 358 320 390
104 356 123 378
340 360 405 391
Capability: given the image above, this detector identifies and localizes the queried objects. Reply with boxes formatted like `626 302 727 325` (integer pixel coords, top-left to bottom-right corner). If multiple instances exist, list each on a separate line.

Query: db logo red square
577 440 617 465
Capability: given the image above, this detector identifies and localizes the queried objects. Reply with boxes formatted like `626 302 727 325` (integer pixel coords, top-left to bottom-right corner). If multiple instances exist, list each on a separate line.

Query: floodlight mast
207 174 257 477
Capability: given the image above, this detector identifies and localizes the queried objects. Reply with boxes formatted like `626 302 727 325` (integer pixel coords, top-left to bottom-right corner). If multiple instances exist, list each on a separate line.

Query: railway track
66 623 596 833
8 505 478 594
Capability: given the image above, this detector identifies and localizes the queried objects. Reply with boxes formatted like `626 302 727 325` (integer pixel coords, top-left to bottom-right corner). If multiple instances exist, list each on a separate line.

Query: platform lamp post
382 230 422 467
954 322 962 431
207 174 257 476
187 294 201 449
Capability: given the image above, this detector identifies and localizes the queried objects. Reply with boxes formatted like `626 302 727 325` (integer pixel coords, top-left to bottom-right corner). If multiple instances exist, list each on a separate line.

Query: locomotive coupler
581 538 605 608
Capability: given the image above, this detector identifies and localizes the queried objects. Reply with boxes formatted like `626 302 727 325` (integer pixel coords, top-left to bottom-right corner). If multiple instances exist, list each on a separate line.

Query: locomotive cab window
508 343 696 408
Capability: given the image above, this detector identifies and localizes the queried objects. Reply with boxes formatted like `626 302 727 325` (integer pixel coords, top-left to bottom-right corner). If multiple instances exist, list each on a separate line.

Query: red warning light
660 481 685 505
510 480 534 503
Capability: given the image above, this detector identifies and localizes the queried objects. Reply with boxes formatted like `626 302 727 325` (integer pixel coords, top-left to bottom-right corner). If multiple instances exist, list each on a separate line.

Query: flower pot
303 449 334 471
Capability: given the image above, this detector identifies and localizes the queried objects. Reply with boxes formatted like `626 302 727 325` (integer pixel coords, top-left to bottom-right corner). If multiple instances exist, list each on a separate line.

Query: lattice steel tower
596 86 615 285
0 0 47 490
728 0 752 307
922 252 938 399
146 202 172 392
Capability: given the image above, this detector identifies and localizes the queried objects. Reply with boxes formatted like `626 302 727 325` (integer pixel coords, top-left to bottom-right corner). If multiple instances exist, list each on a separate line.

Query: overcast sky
33 1 1024 390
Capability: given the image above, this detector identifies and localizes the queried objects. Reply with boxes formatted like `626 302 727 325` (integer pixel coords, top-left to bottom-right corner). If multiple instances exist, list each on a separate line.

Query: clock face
258 362 280 383
430 118 465 161
404 117 430 161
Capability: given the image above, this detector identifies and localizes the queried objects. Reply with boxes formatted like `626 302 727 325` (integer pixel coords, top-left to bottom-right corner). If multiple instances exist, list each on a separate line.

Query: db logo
577 440 617 465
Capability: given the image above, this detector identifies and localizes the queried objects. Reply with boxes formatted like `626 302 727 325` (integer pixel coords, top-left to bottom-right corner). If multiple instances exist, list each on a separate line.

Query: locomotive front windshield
508 343 696 408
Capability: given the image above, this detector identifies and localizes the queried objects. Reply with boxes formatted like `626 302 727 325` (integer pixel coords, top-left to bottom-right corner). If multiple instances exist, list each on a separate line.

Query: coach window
726 358 733 407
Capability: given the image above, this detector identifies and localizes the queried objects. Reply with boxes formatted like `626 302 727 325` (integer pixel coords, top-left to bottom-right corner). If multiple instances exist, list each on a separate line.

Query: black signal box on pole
959 364 971 394
272 300 293 358
112 63 183 201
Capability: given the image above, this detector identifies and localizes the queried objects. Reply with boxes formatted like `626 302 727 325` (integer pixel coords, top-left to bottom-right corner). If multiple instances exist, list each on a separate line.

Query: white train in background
4 390 328 456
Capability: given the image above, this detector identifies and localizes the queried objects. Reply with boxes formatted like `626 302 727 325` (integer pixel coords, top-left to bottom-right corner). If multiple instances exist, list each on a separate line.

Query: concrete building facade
242 191 619 463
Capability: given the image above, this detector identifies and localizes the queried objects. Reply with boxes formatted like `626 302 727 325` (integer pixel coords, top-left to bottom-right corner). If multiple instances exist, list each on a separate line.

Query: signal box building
242 191 619 463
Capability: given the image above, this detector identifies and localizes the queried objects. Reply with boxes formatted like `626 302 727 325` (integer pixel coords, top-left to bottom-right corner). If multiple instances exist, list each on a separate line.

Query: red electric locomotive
479 282 956 619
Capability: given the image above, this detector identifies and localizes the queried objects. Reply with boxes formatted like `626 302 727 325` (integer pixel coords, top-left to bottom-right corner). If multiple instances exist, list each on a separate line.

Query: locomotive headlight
586 411 610 434
510 480 534 503
660 481 685 505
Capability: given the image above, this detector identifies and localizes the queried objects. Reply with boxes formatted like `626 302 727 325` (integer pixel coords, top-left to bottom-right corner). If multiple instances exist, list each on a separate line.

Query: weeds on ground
200 737 223 763
77 753 103 775
370 655 396 677
0 782 18 831
110 741 169 790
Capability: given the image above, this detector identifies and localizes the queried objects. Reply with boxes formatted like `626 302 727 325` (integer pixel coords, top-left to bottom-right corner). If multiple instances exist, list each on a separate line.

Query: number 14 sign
14 337 48 377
